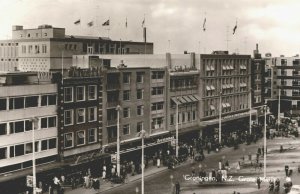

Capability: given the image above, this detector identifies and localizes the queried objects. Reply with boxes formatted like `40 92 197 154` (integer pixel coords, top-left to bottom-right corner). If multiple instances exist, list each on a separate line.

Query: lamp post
263 105 267 178
31 117 39 194
277 88 281 131
219 92 222 144
116 105 122 177
249 88 252 134
175 102 179 158
137 130 148 194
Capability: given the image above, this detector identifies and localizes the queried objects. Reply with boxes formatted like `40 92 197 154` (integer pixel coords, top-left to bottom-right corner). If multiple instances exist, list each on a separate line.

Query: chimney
166 53 171 69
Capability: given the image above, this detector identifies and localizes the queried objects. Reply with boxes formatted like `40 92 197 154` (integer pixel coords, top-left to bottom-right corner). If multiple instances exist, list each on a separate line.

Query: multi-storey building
0 25 153 72
251 44 265 108
271 56 300 115
0 72 58 174
199 51 252 140
56 68 105 168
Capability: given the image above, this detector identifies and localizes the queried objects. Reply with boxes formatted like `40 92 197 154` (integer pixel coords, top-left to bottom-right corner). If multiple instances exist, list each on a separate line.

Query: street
101 136 300 194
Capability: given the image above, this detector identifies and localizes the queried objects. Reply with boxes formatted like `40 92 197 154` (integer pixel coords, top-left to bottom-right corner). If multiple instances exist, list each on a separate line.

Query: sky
0 0 300 57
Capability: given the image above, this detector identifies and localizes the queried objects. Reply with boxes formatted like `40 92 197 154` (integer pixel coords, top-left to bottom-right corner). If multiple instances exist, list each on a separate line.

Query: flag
74 19 80 25
233 21 237 35
125 17 128 28
102 20 110 26
203 18 206 31
87 21 94 27
142 18 145 27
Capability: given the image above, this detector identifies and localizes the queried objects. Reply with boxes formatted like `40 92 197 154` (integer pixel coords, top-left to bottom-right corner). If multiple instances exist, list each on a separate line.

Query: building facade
0 25 154 72
0 72 58 174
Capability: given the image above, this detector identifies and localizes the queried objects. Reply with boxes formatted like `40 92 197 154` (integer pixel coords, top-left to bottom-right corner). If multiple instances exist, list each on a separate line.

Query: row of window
0 94 56 111
107 122 144 139
123 72 144 84
123 89 144 101
170 111 197 125
0 138 56 160
0 116 57 135
64 128 97 148
64 107 97 126
64 85 97 103
21 44 47 54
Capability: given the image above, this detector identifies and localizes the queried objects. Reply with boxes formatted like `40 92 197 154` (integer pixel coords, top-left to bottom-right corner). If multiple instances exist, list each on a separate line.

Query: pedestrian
256 177 262 189
219 160 222 170
157 157 161 168
285 165 289 177
175 181 180 194
259 162 262 171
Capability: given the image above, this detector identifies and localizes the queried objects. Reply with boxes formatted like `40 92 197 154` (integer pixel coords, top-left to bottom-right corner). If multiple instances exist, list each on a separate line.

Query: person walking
285 165 289 177
257 177 262 189
175 181 180 194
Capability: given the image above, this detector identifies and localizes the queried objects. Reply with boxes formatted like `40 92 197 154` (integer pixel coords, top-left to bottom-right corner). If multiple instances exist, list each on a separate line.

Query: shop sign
26 175 34 187
156 136 174 143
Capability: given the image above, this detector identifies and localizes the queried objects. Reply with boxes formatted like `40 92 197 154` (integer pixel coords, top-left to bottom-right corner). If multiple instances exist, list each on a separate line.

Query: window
34 45 39 54
25 96 38 108
137 105 144 116
48 116 56 128
152 71 164 79
76 108 85 124
64 133 73 148
42 44 47 53
88 107 97 122
137 89 144 100
22 45 26 54
49 138 56 149
25 143 33 154
192 111 196 121
41 140 48 151
88 128 97 143
41 94 56 106
76 86 85 101
77 131 85 145
123 73 131 84
151 102 164 111
0 98 6 111
41 118 48 129
88 85 97 100
64 110 73 126
14 121 25 133
0 147 7 160
152 87 164 96
123 124 130 135
64 87 73 102
152 117 164 129
9 146 14 157
123 90 130 101
123 108 130 118
28 45 33 53
137 72 144 83
9 97 25 109
15 144 25 156
0 123 7 135
170 114 175 125
137 122 143 132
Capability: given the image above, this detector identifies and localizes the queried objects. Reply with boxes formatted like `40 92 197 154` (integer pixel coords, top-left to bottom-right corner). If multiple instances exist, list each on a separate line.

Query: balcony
106 119 117 126
108 137 117 143
107 101 119 108
106 84 120 91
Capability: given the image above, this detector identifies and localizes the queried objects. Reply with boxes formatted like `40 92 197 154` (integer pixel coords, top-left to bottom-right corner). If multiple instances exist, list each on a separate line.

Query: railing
106 119 117 126
106 84 120 90
108 137 117 143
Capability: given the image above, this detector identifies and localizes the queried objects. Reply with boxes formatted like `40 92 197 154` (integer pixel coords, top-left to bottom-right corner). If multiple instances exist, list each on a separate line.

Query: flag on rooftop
233 20 237 35
87 21 94 27
74 19 80 25
203 18 206 31
125 17 128 28
102 20 110 26
142 17 145 27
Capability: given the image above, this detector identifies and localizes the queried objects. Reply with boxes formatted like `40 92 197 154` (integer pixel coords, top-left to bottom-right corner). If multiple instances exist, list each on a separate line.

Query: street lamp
249 88 252 135
277 88 281 132
175 102 179 158
219 92 222 144
263 105 268 178
137 130 148 194
116 105 122 177
31 117 39 194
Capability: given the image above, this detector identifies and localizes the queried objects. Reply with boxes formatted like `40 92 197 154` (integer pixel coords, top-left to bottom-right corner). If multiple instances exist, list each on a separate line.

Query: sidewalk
64 164 168 194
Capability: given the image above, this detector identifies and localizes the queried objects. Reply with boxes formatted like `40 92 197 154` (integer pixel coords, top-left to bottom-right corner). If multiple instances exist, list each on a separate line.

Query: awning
183 96 192 103
229 84 234 88
210 105 215 110
177 96 187 104
77 132 85 138
206 86 211 91
240 65 247 70
206 66 211 71
210 85 215 90
222 65 227 70
226 103 231 107
222 85 227 89
210 66 215 71
240 83 247 87
229 65 234 69
222 103 227 108
193 95 201 101
171 97 181 105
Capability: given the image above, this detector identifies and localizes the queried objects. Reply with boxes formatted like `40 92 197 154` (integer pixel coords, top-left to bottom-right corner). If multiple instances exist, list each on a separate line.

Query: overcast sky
1 0 300 57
